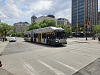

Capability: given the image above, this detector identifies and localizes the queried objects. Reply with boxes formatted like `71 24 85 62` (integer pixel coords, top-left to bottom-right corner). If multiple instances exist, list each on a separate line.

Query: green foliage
28 22 40 30
42 19 56 27
72 26 76 32
16 32 24 37
93 25 100 33
0 22 13 36
8 32 24 37
72 26 84 32
9 32 16 37
56 25 72 37
28 19 56 30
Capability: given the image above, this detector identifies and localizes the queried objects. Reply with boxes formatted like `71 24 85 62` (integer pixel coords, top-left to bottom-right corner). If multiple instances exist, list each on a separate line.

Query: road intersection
0 37 100 75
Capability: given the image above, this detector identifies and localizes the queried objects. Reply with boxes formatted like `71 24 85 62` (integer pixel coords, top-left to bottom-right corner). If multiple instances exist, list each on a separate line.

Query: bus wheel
53 44 56 47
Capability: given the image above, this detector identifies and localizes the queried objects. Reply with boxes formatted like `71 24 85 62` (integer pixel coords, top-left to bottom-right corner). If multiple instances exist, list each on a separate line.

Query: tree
62 26 72 37
48 20 56 27
41 19 56 27
9 32 16 37
56 25 72 37
0 22 12 37
93 25 100 33
16 32 24 37
28 22 41 30
28 19 56 31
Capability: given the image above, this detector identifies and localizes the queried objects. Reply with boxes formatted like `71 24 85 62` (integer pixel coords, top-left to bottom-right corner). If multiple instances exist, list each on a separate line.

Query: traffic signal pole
86 25 87 40
76 28 77 38
75 23 78 38
86 21 90 40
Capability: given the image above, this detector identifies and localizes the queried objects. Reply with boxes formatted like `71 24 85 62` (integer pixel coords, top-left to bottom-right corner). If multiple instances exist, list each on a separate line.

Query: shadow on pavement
23 41 66 48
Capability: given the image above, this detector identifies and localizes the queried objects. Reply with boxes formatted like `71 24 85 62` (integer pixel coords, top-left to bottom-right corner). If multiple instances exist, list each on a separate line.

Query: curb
0 41 9 55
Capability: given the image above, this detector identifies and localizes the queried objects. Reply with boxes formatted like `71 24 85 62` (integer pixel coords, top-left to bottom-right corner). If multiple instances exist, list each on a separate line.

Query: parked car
9 37 16 42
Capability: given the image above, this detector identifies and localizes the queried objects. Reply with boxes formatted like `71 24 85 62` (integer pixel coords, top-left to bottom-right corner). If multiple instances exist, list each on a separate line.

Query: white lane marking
23 64 35 75
55 61 78 72
38 60 65 75
21 59 40 75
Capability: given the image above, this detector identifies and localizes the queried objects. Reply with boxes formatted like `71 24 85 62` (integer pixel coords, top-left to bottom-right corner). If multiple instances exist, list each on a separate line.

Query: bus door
46 33 50 44
38 33 42 43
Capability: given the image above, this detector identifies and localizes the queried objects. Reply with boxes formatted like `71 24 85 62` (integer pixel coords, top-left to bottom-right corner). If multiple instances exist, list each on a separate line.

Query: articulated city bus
24 31 31 42
24 26 67 46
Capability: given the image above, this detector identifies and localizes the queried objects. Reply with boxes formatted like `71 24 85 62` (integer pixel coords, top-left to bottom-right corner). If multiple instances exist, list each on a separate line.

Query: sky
0 0 100 25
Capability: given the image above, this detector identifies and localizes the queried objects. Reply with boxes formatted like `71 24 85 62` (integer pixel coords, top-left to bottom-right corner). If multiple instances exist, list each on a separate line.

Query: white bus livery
24 26 67 46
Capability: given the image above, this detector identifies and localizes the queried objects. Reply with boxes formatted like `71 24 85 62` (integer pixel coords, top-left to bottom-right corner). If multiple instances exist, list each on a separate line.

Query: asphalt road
2 37 49 55
0 37 100 75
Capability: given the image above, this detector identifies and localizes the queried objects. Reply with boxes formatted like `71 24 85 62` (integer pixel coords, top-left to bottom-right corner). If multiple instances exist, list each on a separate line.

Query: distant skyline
0 0 100 25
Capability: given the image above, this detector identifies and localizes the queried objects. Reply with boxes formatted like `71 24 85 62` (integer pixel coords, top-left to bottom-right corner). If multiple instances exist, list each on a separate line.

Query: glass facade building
72 0 98 32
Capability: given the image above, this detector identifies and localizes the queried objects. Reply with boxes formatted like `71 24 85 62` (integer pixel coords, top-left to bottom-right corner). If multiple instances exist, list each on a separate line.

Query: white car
9 37 16 42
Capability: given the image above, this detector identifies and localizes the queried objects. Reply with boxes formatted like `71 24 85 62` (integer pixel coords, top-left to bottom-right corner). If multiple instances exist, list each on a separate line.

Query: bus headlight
55 40 59 42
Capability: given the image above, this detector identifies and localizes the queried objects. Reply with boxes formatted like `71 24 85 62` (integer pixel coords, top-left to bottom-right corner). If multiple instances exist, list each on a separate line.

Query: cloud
0 0 100 25
99 0 100 11
55 8 71 21
30 0 52 11
0 11 7 18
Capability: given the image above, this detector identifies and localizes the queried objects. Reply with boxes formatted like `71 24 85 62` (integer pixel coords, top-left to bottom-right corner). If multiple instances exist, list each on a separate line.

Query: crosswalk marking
38 60 65 75
21 59 40 75
55 61 78 72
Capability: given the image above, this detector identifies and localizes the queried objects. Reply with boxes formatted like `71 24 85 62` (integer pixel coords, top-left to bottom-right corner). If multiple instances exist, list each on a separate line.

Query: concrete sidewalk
0 41 13 75
68 37 98 43
0 41 9 55
0 68 13 75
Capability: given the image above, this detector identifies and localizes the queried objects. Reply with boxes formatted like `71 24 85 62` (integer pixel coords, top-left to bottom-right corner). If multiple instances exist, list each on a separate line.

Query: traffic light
80 27 82 30
87 21 90 26
76 23 78 28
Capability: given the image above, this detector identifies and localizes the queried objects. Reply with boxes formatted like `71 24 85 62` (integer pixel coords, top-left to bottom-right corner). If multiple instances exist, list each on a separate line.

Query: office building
14 22 30 33
35 16 57 25
72 0 98 32
31 15 70 26
98 11 100 24
57 18 70 26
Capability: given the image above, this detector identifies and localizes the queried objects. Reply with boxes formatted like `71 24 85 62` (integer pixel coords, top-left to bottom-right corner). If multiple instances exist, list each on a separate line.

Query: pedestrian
98 37 100 44
2 36 5 42
93 34 95 40
0 61 2 67
98 33 100 44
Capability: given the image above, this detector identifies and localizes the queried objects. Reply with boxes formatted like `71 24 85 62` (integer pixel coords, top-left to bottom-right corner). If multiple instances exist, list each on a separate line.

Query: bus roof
24 26 65 34
32 26 64 33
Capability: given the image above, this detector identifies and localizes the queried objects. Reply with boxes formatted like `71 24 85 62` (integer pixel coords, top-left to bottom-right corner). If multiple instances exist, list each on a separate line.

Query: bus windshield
55 30 67 39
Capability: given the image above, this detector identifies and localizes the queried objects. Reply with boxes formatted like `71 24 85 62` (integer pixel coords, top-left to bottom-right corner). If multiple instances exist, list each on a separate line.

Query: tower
31 15 37 24
72 0 98 32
